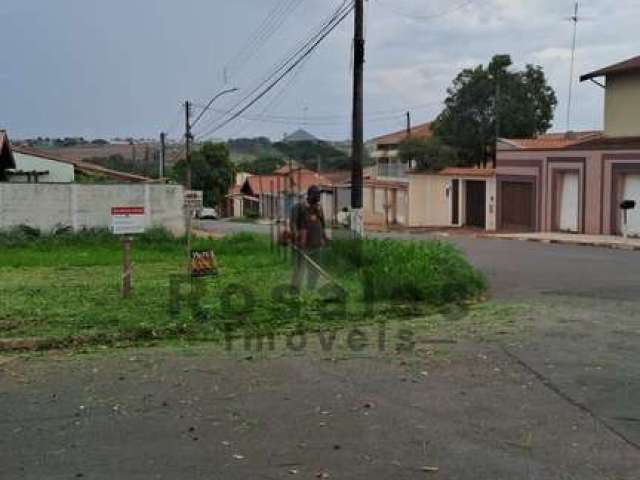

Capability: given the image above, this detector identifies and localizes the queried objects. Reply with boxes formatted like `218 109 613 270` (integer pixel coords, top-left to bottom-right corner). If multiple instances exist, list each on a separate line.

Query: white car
197 208 218 220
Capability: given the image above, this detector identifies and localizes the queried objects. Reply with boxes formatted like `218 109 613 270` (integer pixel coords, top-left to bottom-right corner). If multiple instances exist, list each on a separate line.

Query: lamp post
184 87 238 277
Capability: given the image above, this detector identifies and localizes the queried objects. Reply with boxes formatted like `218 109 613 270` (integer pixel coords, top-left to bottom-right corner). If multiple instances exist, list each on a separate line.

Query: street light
191 87 239 129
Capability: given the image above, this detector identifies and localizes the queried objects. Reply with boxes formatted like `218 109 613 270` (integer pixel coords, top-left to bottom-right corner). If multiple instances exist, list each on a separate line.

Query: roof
364 179 408 189
371 122 433 146
581 55 640 82
283 129 320 143
321 170 352 185
439 167 495 177
242 167 343 196
12 146 151 182
499 131 604 151
408 166 495 177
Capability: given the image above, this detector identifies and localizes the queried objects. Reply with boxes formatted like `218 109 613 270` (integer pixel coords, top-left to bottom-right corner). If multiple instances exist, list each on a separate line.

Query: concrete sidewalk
483 232 640 251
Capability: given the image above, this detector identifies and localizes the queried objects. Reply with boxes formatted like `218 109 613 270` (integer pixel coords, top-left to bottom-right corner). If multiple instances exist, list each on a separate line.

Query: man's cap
307 185 321 200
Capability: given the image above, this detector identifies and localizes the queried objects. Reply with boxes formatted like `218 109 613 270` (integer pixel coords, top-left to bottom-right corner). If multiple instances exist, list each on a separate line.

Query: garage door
559 172 579 232
623 174 640 236
500 181 535 231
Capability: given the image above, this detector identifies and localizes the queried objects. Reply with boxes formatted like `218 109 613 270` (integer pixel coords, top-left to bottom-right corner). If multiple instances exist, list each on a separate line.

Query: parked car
197 207 218 220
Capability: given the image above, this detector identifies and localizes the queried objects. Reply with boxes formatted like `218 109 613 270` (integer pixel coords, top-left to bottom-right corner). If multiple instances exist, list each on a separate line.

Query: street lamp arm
191 87 239 129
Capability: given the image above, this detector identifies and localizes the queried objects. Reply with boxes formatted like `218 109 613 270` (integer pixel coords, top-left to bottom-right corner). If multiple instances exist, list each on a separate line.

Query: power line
196 1 355 139
196 0 352 137
224 0 306 81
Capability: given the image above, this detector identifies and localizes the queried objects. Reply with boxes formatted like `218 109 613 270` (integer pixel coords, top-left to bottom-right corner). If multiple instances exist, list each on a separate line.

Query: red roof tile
371 122 433 145
500 131 603 150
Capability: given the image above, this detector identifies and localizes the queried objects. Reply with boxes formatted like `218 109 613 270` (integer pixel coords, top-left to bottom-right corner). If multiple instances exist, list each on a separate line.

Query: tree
171 142 235 208
434 54 557 165
237 154 286 175
273 140 351 171
398 137 459 172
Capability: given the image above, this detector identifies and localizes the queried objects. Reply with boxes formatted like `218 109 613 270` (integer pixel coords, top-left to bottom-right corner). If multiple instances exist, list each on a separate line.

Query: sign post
111 206 146 298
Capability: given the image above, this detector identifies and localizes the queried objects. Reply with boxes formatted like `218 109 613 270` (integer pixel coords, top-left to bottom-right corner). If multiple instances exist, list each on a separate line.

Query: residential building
226 166 350 224
1 131 151 184
363 122 432 228
496 55 640 236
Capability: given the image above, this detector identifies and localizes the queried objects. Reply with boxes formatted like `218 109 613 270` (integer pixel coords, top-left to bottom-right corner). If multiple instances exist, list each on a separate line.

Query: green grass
0 229 489 348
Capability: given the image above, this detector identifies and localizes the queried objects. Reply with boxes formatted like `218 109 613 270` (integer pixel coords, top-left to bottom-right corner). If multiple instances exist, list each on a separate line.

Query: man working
290 185 327 290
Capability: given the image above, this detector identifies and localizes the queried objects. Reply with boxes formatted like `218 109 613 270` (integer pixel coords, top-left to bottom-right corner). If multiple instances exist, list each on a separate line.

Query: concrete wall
0 183 185 235
408 174 450 227
10 152 75 183
605 72 640 137
409 174 497 230
363 185 409 226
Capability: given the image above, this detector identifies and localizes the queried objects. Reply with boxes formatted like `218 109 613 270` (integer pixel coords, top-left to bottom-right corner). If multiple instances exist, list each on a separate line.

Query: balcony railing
378 162 409 179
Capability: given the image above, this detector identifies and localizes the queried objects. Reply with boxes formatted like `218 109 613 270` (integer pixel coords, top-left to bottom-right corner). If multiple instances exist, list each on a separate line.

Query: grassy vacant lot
0 228 496 348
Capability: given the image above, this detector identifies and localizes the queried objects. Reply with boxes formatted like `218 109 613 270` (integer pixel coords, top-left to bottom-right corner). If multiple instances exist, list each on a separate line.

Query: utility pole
159 132 166 179
185 101 193 191
406 111 411 138
184 101 193 278
350 0 365 236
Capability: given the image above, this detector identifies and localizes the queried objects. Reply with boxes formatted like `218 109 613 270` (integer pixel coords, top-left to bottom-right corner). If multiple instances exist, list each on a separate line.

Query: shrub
325 239 486 305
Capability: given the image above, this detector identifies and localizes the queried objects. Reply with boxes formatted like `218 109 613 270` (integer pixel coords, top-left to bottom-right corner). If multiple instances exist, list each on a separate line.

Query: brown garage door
500 181 535 231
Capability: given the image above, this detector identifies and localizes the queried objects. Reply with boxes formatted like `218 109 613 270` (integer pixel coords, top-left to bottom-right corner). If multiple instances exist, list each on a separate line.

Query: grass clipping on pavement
0 228 489 348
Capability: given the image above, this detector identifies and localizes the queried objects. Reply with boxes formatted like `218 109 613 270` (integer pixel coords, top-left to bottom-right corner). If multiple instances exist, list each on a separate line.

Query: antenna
566 1 579 133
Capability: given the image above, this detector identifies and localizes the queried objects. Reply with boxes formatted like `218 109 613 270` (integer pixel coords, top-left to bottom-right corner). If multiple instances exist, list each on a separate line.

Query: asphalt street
2 220 639 479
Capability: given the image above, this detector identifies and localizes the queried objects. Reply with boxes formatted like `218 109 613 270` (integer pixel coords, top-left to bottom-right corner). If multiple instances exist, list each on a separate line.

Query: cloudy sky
1 0 639 142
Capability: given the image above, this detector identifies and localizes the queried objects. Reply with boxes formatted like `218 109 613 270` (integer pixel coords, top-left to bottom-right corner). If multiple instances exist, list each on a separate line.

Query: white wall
0 184 186 235
10 152 75 183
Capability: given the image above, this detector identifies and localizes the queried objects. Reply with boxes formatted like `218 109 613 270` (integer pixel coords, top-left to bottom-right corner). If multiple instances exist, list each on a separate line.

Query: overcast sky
1 0 639 142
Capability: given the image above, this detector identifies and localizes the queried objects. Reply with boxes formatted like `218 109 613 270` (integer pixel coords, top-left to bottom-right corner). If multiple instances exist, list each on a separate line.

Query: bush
0 225 179 249
324 239 486 305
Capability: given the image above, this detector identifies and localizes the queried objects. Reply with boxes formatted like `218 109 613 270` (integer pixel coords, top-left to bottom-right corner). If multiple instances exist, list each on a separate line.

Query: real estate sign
111 206 146 235
191 249 218 277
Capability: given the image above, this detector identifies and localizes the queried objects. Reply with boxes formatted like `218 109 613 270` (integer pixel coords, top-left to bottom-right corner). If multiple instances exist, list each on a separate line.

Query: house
364 122 432 227
226 166 351 224
408 167 497 231
495 54 640 236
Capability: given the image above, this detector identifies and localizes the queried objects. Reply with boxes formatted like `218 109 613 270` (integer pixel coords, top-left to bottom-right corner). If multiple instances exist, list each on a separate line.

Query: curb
478 234 640 251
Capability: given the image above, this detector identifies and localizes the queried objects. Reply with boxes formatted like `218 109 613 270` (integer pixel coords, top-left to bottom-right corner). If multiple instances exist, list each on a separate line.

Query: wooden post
122 236 133 298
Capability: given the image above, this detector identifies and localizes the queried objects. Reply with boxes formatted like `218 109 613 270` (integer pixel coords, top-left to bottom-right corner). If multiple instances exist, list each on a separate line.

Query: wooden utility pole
350 0 365 235
159 132 166 179
184 101 193 277
406 111 411 138
185 101 193 191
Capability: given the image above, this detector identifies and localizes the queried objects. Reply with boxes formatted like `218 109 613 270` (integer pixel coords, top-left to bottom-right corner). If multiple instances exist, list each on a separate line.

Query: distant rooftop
371 122 433 145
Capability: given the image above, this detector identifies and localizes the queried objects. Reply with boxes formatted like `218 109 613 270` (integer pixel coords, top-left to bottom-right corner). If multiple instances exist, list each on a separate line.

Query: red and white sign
111 206 146 235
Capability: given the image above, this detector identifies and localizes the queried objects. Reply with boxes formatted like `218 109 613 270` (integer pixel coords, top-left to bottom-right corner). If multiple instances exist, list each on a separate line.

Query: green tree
172 142 235 207
398 137 459 172
434 54 557 165
237 154 286 174
273 141 351 171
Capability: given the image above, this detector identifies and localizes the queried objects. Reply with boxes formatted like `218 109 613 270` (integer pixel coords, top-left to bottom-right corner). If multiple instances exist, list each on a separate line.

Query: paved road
2 221 639 479
200 219 640 301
